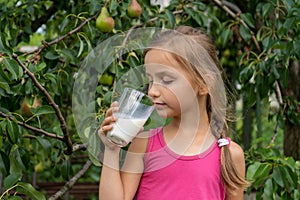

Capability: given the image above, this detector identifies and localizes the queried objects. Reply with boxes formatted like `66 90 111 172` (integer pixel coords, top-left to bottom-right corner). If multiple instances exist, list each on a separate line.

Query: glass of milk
106 87 154 147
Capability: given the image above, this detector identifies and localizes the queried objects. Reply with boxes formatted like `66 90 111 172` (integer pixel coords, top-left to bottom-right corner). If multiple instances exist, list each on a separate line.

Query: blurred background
0 0 299 199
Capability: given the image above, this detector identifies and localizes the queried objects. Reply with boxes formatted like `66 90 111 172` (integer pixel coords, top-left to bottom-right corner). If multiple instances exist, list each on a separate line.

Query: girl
98 26 249 200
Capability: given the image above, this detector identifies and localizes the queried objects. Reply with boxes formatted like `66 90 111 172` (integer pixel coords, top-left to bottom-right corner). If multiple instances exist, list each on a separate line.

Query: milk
107 117 147 146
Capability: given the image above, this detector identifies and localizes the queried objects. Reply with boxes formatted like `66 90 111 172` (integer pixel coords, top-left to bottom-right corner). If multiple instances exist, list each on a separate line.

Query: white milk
107 117 147 146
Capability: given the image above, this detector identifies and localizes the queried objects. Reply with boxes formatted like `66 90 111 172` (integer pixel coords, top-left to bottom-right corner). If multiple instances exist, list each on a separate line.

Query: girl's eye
161 76 174 84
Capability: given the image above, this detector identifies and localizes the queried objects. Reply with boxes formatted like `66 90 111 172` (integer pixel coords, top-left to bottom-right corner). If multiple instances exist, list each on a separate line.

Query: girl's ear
197 85 208 96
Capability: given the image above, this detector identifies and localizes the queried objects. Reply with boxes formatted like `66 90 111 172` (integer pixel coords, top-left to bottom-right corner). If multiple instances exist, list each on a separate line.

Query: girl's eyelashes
146 73 175 85
161 76 175 85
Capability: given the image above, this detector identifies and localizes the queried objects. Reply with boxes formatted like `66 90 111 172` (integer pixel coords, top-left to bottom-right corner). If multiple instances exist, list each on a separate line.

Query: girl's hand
98 101 120 151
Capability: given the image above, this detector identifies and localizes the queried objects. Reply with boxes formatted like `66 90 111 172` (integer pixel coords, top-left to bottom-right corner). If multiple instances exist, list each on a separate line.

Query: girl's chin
155 110 171 119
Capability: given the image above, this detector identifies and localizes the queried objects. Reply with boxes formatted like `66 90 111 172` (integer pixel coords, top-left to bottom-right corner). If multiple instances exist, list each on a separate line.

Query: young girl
98 26 249 200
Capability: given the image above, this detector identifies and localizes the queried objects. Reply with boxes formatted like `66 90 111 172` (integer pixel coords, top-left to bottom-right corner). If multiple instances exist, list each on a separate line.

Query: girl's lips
153 102 166 109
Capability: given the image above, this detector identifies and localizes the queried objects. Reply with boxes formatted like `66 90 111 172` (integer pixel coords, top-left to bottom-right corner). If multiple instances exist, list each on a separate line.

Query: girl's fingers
101 115 117 127
98 124 113 136
105 103 119 117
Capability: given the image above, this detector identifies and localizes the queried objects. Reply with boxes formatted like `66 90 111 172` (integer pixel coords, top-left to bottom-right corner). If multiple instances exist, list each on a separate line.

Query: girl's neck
163 103 215 156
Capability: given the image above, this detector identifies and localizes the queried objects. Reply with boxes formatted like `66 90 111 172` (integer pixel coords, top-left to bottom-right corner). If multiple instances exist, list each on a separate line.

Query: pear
21 96 41 116
127 0 142 18
96 7 115 33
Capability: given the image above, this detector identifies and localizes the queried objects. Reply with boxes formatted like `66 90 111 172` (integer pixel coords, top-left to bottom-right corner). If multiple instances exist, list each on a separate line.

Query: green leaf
0 150 10 176
16 182 46 200
273 166 284 187
220 29 233 47
0 81 11 94
264 179 274 199
8 196 23 200
240 13 255 28
2 58 23 80
283 17 296 30
62 159 71 180
36 136 52 152
44 50 60 60
261 3 273 19
3 173 22 190
247 161 260 180
11 147 27 171
184 7 204 26
282 165 298 188
165 10 175 27
77 35 84 57
247 162 271 189
33 105 55 116
239 25 252 42
6 119 20 144
0 32 13 57
36 62 47 72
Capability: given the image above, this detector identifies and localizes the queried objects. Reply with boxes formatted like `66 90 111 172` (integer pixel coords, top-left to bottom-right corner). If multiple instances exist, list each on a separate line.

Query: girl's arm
99 136 147 200
98 102 148 200
225 141 246 200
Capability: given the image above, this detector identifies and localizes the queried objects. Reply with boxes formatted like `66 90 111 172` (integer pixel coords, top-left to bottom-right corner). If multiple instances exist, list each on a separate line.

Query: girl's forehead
144 49 183 73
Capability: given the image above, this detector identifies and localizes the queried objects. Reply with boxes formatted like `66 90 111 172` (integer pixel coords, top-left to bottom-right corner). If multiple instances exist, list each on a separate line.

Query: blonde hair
144 25 249 190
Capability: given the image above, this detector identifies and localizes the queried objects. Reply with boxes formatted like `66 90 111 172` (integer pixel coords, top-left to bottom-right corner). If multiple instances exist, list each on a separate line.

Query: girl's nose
148 83 160 98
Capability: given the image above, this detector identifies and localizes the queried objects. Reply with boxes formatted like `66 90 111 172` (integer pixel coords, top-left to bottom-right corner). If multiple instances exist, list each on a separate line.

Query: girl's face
145 49 202 119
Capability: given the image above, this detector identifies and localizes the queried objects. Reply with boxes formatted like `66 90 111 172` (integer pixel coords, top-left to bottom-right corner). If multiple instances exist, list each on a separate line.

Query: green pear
127 0 142 18
96 7 115 33
21 96 41 116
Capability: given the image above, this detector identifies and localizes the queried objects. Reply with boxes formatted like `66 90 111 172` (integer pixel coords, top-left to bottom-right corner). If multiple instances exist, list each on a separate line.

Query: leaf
261 3 273 19
88 132 102 167
6 119 20 144
11 147 27 171
2 58 23 80
184 7 204 26
0 150 10 176
33 105 55 116
3 173 22 190
247 162 271 189
220 29 233 47
283 17 296 30
273 166 284 187
282 165 298 188
16 182 46 200
264 179 274 199
77 34 84 57
165 10 175 27
0 32 13 57
239 25 251 42
247 161 260 180
36 62 47 72
62 159 71 180
8 196 23 200
36 136 52 152
44 50 60 60
240 13 255 28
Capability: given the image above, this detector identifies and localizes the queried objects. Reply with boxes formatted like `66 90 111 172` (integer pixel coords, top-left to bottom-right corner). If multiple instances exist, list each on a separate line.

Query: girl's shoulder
228 141 245 161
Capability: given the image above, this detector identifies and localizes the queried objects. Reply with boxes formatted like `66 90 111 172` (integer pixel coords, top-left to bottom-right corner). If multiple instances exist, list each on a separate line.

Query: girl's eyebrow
146 70 177 77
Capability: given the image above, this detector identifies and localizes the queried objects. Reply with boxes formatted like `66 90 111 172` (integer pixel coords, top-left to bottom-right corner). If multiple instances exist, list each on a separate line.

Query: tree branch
0 111 64 140
12 54 73 155
22 10 100 57
48 160 93 200
269 120 279 145
212 0 261 52
72 143 88 152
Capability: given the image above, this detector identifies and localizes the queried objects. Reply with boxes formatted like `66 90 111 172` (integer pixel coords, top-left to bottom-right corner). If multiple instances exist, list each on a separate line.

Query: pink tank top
135 127 226 200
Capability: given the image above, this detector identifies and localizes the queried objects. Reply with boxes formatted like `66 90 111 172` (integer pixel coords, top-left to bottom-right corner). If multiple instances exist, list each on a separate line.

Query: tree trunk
283 61 300 160
242 98 253 151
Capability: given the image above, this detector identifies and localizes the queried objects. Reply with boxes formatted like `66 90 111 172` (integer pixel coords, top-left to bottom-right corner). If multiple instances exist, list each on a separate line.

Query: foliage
0 0 299 199
246 147 300 199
